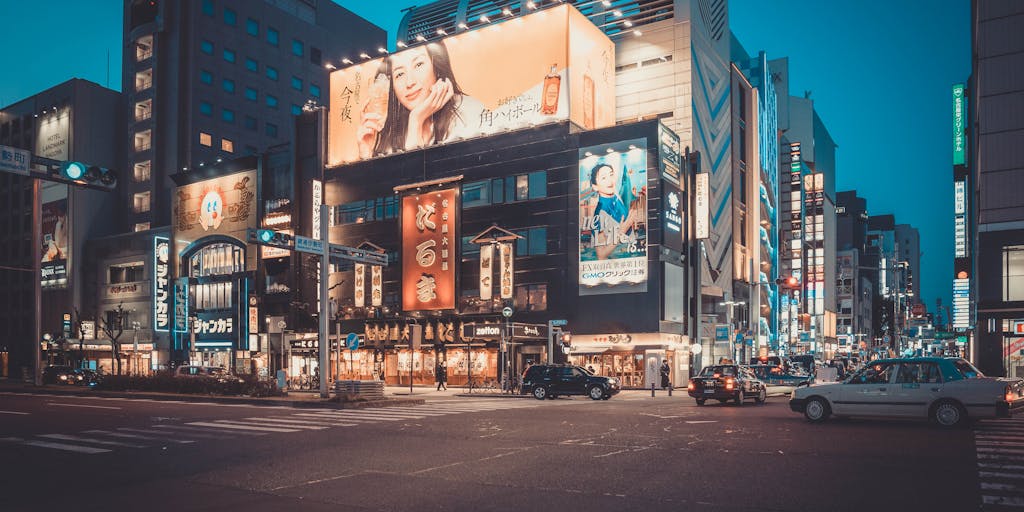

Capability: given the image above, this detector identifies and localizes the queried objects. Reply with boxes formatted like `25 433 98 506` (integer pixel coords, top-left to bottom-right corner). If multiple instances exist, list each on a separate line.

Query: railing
135 79 152 92
134 141 152 152
135 110 152 122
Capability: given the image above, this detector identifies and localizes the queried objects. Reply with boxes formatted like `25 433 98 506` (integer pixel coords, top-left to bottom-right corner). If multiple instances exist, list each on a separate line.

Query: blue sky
0 1 969 315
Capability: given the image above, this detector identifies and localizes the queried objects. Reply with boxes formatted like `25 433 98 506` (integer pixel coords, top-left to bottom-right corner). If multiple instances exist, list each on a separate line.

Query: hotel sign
953 83 965 166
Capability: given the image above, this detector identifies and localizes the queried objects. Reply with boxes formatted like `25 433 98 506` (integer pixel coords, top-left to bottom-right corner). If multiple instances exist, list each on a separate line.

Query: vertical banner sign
658 123 681 185
954 180 967 258
500 242 514 299
173 277 190 334
248 295 258 335
312 179 323 316
371 265 382 306
401 187 457 311
578 139 648 295
479 244 493 301
354 263 366 307
153 236 170 331
40 198 69 287
695 173 710 239
952 83 965 166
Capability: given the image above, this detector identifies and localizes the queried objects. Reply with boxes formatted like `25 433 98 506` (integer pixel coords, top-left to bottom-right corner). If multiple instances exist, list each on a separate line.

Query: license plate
703 389 715 394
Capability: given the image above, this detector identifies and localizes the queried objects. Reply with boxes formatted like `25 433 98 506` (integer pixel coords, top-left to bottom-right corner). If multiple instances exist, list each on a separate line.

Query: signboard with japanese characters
0 145 30 176
354 263 366 307
153 236 170 331
173 277 189 333
479 244 493 301
173 170 257 270
499 242 514 299
371 265 383 307
401 187 458 311
192 313 235 336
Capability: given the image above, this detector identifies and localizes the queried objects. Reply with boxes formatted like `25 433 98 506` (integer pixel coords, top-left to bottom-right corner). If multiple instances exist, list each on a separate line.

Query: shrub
95 372 284 397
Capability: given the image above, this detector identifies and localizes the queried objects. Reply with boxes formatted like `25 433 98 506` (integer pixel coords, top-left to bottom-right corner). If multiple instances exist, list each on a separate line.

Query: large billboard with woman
328 4 615 166
578 139 648 295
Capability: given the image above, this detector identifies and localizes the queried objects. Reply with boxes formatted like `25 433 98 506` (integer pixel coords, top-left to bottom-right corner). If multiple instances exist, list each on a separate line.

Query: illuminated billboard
173 169 258 268
328 4 615 166
578 139 648 295
41 198 69 288
402 187 458 311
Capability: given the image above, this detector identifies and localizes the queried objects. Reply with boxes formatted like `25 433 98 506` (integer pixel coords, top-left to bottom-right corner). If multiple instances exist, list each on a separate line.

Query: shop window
109 261 145 283
188 242 245 278
1004 245 1024 301
514 284 547 311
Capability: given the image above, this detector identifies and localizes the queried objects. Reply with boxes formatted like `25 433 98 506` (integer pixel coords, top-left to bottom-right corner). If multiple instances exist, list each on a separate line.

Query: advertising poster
173 169 257 269
401 187 458 311
578 139 648 295
328 4 615 166
41 198 69 287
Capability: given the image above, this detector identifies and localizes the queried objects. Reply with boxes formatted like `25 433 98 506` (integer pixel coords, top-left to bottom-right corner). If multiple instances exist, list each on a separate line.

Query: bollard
668 384 672 397
651 382 655 397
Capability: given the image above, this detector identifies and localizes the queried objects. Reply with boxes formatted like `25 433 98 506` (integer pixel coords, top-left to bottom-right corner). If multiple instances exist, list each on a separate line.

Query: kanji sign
402 188 457 311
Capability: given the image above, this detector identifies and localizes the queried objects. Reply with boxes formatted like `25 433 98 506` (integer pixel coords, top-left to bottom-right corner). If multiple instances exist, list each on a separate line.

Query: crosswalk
975 417 1024 509
0 398 577 455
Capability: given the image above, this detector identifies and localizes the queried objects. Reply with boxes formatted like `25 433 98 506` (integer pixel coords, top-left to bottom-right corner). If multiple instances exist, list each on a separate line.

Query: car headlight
59 375 67 380
608 378 617 385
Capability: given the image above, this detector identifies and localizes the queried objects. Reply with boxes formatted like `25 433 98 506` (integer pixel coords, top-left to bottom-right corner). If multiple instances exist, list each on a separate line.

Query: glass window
528 171 547 199
528 227 546 255
310 47 322 65
853 363 895 384
244 116 257 130
291 76 302 91
133 191 151 213
267 27 279 45
461 236 479 256
490 178 504 204
200 40 213 55
265 122 278 137
199 132 212 146
200 69 212 84
266 66 278 80
245 58 258 72
199 101 212 116
514 284 547 311
222 78 235 93
134 222 151 232
462 180 489 208
310 84 321 98
221 108 234 123
244 87 257 101
291 104 302 116
895 363 922 384
516 175 529 201
266 95 278 108
1004 246 1024 301
202 0 213 16
223 7 236 26
221 138 234 152
292 39 303 56
246 18 259 36
223 48 235 63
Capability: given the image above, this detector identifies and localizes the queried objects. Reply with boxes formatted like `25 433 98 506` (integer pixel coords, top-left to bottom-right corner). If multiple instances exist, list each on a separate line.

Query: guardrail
333 379 384 400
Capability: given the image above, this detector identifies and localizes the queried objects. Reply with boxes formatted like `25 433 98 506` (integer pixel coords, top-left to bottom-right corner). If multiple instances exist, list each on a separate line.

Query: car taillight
725 378 735 390
687 381 695 391
1006 386 1015 402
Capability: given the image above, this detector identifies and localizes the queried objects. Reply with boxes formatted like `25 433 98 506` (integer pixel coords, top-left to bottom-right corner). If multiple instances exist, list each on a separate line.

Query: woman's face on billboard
592 165 616 197
390 47 438 111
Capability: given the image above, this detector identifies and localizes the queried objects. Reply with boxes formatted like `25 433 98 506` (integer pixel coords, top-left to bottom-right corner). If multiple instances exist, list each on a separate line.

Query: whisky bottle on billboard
583 63 595 129
541 64 560 115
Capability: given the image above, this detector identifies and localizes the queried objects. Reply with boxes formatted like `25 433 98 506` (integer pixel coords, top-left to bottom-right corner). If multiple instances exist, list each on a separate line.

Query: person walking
660 359 671 390
436 360 448 391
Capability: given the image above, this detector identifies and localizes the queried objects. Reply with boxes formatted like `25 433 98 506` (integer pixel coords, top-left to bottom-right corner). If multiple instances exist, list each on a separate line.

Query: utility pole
318 204 329 398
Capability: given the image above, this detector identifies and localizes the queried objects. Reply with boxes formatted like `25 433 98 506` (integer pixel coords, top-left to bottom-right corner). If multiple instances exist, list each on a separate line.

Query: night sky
0 1 969 315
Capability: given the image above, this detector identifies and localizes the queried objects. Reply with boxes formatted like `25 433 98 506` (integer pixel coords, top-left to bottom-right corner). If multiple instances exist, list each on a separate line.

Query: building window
202 0 213 16
222 48 236 63
135 35 153 61
267 27 279 46
310 47 322 65
310 84 321 98
265 122 278 137
200 69 212 84
133 191 151 213
291 39 303 56
244 87 258 102
133 222 151 233
200 40 213 55
223 7 236 26
266 95 278 108
266 66 278 80
516 175 529 201
134 129 152 152
514 283 548 311
462 180 490 208
221 138 234 153
133 160 151 182
246 18 258 36
1004 246 1024 301
199 132 212 146
222 78 235 93
244 116 257 130
516 227 547 256
189 243 245 278
290 104 301 116
200 101 212 116
245 58 258 72
332 196 398 225
134 98 152 121
291 76 302 91
221 108 234 123
110 261 146 284
134 68 153 92
462 171 546 208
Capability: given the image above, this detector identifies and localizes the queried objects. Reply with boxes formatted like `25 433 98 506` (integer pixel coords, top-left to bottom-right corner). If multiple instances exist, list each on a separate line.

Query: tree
72 306 89 369
99 303 127 375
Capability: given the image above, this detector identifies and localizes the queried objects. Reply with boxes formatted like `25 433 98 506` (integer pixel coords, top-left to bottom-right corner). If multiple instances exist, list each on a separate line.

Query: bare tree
72 306 88 369
99 303 127 375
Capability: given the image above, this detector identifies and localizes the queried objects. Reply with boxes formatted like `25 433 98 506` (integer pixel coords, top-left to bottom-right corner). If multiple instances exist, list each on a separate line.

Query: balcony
135 68 153 92
134 98 153 122
135 35 153 62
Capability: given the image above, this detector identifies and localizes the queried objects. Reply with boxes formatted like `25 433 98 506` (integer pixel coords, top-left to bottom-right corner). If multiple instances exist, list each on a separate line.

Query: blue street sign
346 332 360 351
550 319 568 327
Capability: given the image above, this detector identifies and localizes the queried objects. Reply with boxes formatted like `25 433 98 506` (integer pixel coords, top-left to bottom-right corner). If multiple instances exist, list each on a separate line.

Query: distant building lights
359 52 371 59
613 10 622 16
416 34 426 41
480 15 490 23
436 28 447 36
342 58 353 64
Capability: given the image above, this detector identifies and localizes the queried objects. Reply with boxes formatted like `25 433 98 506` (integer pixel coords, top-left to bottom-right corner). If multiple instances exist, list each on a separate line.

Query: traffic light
60 161 118 190
248 228 294 248
776 276 800 290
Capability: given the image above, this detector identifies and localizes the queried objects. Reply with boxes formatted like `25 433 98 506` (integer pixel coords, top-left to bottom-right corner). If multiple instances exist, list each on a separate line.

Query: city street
0 391 1013 512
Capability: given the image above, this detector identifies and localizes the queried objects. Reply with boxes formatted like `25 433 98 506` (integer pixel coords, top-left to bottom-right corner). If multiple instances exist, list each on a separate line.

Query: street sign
550 319 568 327
295 235 324 254
346 332 360 351
502 306 513 318
0 145 31 176
510 323 547 340
715 325 729 341
329 244 388 266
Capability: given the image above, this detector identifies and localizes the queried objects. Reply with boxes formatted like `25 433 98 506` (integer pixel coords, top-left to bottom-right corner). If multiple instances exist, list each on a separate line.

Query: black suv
522 364 621 400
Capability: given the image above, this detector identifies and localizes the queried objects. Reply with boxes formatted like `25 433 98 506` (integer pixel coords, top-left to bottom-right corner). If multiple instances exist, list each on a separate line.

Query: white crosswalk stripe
976 417 1024 510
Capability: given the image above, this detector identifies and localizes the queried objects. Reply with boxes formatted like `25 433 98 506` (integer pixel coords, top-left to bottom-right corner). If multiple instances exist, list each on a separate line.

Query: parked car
521 364 620 400
72 368 102 386
748 364 812 395
174 365 243 383
688 364 767 406
42 365 76 385
789 357 1024 427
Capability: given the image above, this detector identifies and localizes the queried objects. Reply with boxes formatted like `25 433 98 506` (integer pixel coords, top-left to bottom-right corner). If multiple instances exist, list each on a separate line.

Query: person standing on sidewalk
436 360 447 391
660 359 671 389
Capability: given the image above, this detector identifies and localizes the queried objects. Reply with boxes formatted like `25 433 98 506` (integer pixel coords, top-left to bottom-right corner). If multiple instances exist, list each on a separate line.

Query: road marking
186 421 300 433
296 412 407 421
128 427 233 439
38 433 148 449
981 481 1024 492
977 447 1024 455
980 471 1024 480
217 419 326 430
979 462 1024 471
21 440 111 454
983 495 1024 507
151 424 266 436
685 420 718 424
0 410 30 415
253 417 358 427
315 409 429 418
82 430 195 444
47 403 122 410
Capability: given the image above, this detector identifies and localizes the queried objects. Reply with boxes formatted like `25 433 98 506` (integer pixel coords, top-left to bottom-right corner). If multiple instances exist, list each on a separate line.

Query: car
687 364 767 406
174 365 244 383
789 357 1024 428
42 365 76 385
521 364 620 400
748 364 812 395
72 368 102 386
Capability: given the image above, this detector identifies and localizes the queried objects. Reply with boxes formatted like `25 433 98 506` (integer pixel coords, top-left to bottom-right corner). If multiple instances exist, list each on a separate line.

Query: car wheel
588 385 605 400
804 397 831 423
532 386 547 400
932 400 966 428
696 399 706 406
755 388 767 404
734 390 744 406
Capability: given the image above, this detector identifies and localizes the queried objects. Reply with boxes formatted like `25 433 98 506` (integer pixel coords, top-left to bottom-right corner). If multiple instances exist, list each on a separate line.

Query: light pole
131 321 141 375
723 299 745 363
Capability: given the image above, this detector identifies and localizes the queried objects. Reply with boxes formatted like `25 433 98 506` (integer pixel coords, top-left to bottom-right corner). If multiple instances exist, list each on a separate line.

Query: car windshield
699 366 737 377
952 359 984 379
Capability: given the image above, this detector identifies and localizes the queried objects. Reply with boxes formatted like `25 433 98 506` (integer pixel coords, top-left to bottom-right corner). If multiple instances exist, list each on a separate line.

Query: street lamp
131 321 141 375
722 300 746 363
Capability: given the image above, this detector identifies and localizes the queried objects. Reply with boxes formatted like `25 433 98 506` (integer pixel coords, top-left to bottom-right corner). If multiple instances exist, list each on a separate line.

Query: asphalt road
0 390 1017 512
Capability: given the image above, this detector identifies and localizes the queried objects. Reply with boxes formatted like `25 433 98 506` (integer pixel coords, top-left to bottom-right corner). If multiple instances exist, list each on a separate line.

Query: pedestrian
587 365 596 375
660 359 671 389
436 360 447 391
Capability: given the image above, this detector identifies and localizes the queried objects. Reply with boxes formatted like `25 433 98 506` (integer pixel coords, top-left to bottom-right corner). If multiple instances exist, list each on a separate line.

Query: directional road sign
295 235 324 254
346 332 360 350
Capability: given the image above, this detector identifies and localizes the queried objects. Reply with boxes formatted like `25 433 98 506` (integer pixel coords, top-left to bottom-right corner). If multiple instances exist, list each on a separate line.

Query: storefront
568 333 690 388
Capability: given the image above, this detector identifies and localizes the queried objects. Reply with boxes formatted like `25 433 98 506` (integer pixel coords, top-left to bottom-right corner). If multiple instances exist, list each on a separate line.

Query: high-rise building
836 191 872 353
970 0 1024 377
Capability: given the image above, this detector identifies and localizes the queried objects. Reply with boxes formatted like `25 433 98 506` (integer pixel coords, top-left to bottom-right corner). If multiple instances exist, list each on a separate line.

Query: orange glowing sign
402 188 458 311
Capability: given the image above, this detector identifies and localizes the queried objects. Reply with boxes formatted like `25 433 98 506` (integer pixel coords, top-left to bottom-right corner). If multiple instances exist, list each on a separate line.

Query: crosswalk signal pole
318 204 330 398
